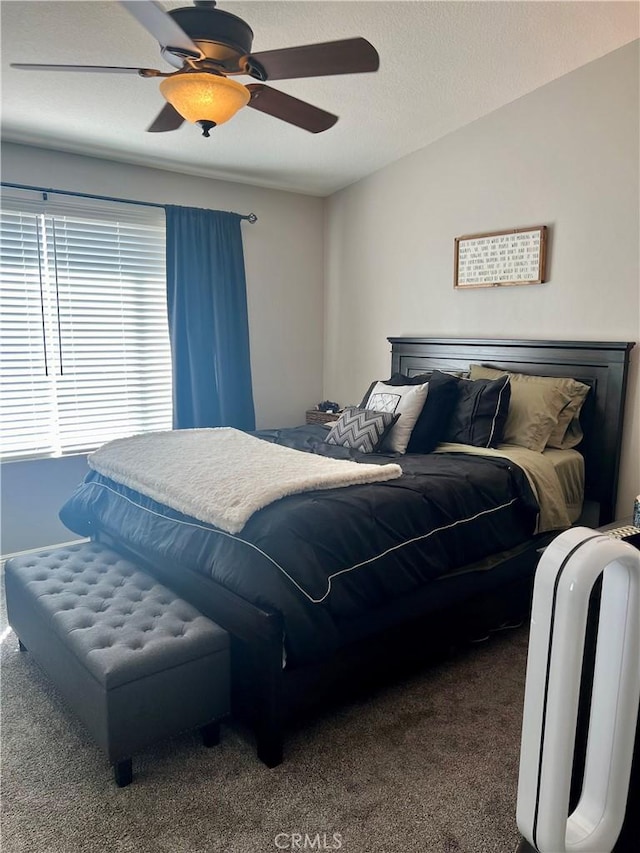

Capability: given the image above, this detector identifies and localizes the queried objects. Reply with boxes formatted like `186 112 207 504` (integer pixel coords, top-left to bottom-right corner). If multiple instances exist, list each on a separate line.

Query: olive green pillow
468 365 585 452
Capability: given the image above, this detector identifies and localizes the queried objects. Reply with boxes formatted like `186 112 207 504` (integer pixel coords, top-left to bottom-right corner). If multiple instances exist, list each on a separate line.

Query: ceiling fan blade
247 37 379 81
146 103 185 133
119 0 202 58
246 84 337 133
11 63 163 76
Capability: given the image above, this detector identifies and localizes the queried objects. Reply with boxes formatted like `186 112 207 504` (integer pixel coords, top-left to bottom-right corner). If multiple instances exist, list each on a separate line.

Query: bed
59 337 634 766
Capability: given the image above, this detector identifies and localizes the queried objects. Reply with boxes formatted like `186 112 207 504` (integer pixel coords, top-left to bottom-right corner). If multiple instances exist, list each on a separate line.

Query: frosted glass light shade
159 73 250 125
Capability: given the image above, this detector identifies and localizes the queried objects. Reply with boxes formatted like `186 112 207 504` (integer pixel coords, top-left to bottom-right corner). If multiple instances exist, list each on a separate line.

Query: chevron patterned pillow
325 407 398 454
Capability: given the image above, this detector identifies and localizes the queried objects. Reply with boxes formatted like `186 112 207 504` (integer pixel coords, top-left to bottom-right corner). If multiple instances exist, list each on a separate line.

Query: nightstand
597 518 640 548
538 519 640 557
305 409 340 425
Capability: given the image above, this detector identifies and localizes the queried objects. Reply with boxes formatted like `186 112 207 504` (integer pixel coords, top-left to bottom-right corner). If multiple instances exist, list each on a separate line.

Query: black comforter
59 425 539 663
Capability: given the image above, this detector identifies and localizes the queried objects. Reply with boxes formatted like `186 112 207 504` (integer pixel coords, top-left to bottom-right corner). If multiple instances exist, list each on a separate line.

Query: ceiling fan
11 0 380 137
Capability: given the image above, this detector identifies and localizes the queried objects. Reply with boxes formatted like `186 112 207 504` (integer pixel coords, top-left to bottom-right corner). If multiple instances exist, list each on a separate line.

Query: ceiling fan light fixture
159 73 250 130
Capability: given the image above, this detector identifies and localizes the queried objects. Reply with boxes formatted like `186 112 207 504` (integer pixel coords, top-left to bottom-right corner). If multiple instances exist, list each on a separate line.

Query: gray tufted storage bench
4 542 230 786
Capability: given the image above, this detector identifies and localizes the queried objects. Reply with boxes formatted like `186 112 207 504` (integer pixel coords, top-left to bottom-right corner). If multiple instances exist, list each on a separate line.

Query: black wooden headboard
388 337 635 525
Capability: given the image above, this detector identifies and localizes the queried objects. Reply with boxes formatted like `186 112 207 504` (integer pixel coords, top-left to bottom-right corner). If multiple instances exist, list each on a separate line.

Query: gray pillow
365 381 430 454
326 407 398 454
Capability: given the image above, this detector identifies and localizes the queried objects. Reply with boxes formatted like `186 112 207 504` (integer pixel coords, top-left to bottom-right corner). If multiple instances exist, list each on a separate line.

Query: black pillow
406 372 460 452
383 372 460 453
359 380 380 409
360 371 460 453
443 373 511 448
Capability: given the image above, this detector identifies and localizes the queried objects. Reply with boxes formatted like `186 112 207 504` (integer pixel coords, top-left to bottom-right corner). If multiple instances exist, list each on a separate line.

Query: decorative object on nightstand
317 400 340 413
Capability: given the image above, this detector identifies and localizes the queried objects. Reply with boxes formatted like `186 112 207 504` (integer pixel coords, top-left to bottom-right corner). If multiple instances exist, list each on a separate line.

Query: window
0 191 172 460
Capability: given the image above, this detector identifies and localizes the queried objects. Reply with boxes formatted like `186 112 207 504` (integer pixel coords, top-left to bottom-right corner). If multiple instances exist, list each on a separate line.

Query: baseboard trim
1 538 89 571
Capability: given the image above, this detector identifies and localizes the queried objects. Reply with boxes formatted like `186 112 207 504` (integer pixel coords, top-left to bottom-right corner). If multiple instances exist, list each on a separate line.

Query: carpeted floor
1 589 528 853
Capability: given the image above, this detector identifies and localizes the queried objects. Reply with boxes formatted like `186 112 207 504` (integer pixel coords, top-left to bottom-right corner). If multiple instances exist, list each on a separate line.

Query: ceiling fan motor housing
166 3 254 67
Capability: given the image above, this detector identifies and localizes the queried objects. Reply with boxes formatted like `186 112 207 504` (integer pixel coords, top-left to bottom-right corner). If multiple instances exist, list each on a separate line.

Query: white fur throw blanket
88 428 402 535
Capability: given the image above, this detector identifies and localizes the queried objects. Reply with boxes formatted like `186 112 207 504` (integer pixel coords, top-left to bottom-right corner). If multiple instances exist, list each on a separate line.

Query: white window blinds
0 191 172 460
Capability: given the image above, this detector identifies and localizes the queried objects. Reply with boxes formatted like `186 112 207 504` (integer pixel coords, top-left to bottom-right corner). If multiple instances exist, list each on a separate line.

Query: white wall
2 40 638 552
324 40 640 519
1 145 324 553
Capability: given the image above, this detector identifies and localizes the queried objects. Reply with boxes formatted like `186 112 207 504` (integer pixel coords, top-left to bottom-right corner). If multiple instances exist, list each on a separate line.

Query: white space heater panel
516 527 640 853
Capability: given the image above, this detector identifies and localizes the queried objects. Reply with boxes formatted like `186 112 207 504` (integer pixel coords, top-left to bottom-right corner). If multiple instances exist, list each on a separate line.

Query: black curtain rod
0 182 258 223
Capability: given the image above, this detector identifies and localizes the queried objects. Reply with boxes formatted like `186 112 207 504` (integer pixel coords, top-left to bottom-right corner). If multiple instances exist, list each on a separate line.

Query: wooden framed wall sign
454 225 547 289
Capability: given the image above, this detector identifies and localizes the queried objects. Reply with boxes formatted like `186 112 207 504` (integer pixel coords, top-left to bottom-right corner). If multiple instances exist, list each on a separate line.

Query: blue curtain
165 205 255 430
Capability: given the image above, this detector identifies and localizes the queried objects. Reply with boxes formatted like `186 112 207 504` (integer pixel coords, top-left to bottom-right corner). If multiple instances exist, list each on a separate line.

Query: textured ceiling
1 1 638 196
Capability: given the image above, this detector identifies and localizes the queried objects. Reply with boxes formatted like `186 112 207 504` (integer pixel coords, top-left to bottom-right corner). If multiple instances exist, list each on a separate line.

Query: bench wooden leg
114 758 132 787
18 638 27 652
201 721 220 747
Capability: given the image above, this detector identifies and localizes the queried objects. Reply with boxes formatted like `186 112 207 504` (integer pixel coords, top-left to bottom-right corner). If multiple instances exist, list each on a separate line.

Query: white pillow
365 381 429 453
